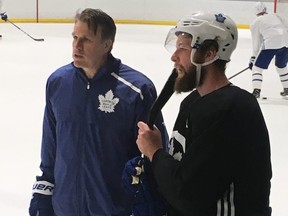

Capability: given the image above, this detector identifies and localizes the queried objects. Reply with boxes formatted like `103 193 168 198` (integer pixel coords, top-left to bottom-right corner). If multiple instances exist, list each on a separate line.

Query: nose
73 38 83 50
171 51 178 62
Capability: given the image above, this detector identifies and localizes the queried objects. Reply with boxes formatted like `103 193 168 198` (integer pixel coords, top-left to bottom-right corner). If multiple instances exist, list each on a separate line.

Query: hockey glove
28 176 54 216
122 156 167 216
249 56 255 70
122 156 144 195
0 12 8 21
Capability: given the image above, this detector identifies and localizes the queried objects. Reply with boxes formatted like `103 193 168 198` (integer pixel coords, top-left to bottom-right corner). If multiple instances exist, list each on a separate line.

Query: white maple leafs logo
169 139 183 161
98 90 119 113
173 152 183 161
169 131 185 161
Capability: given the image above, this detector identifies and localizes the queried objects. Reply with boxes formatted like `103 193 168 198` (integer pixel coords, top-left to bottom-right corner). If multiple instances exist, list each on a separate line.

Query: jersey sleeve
250 19 263 56
152 111 235 213
39 78 57 183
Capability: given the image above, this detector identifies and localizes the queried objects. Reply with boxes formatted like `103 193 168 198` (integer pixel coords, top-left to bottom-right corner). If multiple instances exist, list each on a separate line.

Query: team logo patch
215 13 226 23
98 90 119 113
169 130 185 161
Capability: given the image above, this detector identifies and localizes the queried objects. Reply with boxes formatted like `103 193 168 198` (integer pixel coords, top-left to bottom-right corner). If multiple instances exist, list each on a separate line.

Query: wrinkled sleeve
152 114 234 213
250 19 263 57
39 78 57 183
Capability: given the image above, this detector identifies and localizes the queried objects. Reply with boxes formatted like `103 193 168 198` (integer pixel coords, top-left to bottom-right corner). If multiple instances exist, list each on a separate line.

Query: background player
249 1 288 98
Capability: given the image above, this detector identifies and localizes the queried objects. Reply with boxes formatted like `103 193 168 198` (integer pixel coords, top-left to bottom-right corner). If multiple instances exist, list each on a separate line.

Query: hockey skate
280 88 288 97
252 89 261 98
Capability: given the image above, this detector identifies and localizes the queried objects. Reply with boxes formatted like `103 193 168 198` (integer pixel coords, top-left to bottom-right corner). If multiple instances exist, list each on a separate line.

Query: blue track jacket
39 55 168 215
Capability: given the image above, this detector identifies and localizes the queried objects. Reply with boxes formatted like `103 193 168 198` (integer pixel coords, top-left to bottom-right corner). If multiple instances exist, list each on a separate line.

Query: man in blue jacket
28 8 168 216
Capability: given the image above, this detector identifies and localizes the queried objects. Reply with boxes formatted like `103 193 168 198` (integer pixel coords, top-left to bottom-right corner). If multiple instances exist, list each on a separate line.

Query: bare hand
136 121 163 161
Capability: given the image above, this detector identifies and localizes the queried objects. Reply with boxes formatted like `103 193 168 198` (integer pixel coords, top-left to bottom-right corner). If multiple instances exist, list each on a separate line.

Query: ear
205 47 217 61
103 39 113 53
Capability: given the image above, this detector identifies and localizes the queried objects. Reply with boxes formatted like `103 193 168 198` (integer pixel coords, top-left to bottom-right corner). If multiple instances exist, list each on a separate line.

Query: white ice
0 23 287 215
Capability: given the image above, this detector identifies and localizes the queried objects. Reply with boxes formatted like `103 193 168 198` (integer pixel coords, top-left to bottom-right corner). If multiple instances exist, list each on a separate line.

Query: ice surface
0 23 287 215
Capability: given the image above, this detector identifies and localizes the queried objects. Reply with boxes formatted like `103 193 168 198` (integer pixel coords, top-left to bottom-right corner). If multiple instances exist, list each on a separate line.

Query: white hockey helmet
254 2 267 15
165 11 238 62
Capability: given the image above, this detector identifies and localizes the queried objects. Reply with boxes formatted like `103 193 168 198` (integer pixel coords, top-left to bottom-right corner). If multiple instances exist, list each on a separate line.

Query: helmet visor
164 29 192 53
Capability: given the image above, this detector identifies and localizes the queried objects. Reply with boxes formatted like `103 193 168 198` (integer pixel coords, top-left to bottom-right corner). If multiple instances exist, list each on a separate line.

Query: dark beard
174 64 208 93
174 65 197 93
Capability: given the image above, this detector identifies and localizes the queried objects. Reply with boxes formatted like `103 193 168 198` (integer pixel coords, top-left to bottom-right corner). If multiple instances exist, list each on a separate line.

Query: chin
73 59 83 67
176 69 185 77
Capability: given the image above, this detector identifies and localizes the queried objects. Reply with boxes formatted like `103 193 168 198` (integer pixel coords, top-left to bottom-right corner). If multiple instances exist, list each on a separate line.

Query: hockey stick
7 19 44 42
140 68 177 165
147 68 178 129
228 67 249 80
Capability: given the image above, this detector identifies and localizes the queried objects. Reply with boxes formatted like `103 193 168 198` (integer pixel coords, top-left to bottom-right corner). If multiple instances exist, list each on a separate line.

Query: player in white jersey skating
249 2 288 98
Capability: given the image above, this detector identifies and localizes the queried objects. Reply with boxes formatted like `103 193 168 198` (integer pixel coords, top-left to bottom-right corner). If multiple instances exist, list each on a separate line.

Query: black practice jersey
152 84 272 216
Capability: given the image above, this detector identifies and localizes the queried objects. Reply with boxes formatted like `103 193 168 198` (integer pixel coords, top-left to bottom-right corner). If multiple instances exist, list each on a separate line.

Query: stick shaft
228 67 249 80
7 19 44 41
147 68 178 129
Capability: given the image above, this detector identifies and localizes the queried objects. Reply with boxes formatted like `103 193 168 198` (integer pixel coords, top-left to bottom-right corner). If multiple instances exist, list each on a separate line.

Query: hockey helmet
254 2 267 15
164 11 238 62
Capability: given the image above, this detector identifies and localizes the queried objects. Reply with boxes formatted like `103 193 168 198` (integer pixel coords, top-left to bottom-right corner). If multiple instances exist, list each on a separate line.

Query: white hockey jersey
250 13 288 56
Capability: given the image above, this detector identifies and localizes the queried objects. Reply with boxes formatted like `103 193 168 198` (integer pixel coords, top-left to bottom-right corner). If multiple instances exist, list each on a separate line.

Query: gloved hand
249 56 255 70
28 176 55 216
122 156 144 195
29 193 54 216
122 156 167 216
0 12 8 21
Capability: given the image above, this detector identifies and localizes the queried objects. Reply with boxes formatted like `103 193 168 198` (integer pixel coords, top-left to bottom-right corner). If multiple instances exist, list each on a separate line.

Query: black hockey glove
122 156 167 216
249 56 255 70
0 12 8 21
28 176 54 216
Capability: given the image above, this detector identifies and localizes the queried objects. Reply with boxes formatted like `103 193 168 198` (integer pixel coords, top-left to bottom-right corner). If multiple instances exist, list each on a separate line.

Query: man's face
171 33 197 93
72 20 111 72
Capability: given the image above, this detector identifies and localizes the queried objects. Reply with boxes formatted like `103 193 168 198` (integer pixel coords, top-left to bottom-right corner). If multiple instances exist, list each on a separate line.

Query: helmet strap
191 49 220 87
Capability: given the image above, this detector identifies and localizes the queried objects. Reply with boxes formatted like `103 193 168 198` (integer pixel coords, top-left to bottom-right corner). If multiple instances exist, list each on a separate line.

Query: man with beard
132 11 272 215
